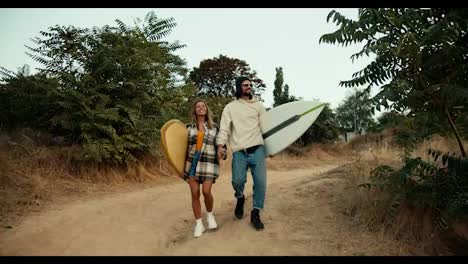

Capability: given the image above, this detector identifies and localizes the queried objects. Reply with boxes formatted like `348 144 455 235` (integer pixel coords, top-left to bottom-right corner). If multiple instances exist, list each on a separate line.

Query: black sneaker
251 209 264 231
234 196 245 219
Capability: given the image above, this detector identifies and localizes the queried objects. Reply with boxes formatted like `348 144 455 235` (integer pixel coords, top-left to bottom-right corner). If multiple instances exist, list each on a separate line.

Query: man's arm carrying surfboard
257 101 274 158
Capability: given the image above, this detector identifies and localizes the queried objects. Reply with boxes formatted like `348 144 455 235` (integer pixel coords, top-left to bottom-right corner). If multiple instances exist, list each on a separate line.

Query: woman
184 99 222 238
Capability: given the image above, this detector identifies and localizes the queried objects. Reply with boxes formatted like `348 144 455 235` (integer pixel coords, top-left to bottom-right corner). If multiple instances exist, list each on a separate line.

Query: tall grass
0 130 176 225
339 134 466 255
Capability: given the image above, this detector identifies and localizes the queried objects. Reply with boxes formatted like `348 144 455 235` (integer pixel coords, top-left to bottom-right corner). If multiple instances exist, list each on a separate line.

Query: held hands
217 145 226 161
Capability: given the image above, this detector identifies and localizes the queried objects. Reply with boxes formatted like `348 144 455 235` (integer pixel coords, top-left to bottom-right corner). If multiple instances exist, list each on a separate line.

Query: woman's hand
217 145 225 161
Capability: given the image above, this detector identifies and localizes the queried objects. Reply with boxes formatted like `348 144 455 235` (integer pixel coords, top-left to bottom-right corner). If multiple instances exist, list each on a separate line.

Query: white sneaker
207 212 218 229
194 220 205 238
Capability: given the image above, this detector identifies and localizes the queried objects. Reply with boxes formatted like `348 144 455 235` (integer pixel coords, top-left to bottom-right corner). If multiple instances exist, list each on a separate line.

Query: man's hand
217 145 225 161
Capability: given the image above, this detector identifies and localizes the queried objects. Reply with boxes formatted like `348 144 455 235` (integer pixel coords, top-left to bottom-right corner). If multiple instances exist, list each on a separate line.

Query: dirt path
0 163 410 256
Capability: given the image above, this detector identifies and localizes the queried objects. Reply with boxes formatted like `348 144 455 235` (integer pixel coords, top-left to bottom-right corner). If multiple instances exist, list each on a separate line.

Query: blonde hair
191 99 214 129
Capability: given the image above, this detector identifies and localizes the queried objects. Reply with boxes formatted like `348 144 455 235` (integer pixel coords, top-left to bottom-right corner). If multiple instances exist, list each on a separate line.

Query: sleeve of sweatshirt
259 102 267 117
217 105 231 146
258 102 267 133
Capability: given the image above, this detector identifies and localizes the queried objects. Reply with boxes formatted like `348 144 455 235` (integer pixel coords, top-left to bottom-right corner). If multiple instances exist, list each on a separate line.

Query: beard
242 89 252 97
242 93 253 99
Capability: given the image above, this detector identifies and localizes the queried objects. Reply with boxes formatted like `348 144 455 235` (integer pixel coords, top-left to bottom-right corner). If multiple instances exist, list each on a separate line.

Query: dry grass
2 128 466 255
0 132 178 226
266 143 349 171
0 135 348 226
337 133 466 255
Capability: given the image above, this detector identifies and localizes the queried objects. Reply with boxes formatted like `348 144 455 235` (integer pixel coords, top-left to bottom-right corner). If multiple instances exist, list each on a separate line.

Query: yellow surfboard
160 119 188 179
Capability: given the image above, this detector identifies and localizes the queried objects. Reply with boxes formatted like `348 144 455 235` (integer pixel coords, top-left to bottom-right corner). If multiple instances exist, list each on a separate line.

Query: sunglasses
242 83 253 87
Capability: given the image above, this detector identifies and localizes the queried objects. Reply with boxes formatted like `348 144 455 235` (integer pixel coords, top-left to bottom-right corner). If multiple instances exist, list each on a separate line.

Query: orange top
196 131 205 151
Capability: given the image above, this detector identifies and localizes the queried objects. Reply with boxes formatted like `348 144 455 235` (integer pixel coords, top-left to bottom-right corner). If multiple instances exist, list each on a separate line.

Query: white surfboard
261 100 325 156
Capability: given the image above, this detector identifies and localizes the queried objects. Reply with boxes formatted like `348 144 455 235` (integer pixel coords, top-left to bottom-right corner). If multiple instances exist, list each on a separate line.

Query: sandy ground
0 162 411 256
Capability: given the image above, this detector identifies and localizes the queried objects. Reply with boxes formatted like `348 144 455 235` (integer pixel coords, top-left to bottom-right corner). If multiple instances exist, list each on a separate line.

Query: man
217 76 268 231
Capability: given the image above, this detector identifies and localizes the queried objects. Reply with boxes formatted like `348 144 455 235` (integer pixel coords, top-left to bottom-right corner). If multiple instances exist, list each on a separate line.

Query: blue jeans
232 145 267 210
189 151 202 177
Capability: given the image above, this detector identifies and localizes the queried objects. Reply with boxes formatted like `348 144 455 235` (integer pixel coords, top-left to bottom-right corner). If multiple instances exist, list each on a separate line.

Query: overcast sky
0 8 376 109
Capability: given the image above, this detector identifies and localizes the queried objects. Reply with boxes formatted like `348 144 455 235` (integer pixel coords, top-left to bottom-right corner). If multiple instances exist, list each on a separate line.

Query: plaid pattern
183 122 220 183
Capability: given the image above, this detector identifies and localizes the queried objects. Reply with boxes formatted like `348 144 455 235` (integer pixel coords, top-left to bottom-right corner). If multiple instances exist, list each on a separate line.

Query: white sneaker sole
207 217 217 230
194 227 205 238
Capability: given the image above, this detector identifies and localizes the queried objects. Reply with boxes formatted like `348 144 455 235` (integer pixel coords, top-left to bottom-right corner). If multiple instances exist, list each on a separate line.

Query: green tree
0 73 59 132
188 55 266 120
273 67 297 107
1 11 190 164
273 67 285 106
189 55 266 98
320 8 468 156
367 111 405 133
321 9 468 243
178 80 231 124
336 88 376 134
